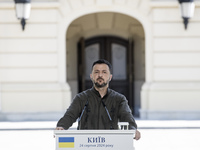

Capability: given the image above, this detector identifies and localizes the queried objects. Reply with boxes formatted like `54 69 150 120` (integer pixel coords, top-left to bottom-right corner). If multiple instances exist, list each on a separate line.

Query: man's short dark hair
92 59 112 73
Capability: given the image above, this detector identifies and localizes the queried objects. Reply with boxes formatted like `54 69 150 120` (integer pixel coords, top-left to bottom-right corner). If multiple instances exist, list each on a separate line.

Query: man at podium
56 59 141 140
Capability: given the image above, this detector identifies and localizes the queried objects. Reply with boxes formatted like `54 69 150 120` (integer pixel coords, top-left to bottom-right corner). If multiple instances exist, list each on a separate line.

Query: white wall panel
2 91 63 112
68 0 82 9
96 0 112 6
154 53 200 67
0 10 17 22
154 38 200 52
154 23 200 37
82 0 95 6
126 0 140 9
30 9 58 23
0 54 57 67
0 38 57 53
0 9 58 23
149 90 200 111
115 0 126 5
0 24 57 38
153 8 200 22
0 68 58 82
153 8 181 22
154 68 200 81
1 82 71 113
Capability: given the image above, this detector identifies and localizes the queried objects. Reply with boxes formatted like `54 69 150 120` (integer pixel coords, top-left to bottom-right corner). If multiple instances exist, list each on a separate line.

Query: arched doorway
66 12 145 117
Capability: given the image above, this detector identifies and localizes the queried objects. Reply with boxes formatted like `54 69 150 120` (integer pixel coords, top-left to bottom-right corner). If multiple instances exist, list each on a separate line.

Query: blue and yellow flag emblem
59 137 74 148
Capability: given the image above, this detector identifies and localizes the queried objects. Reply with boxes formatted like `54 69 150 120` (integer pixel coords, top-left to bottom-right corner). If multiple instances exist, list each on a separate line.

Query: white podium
54 130 135 150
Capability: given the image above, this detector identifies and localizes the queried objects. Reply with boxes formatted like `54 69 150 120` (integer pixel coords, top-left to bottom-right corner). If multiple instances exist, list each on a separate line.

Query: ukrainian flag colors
59 137 74 148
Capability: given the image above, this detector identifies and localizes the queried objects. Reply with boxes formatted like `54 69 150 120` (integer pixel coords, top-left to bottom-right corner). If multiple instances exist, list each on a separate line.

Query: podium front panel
54 130 135 150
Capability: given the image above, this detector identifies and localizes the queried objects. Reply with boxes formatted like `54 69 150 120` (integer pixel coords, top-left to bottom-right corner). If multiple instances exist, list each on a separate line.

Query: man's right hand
55 127 64 130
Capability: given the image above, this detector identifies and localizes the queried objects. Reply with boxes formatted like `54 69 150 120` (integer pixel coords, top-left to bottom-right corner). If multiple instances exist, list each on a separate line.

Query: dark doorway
77 36 135 115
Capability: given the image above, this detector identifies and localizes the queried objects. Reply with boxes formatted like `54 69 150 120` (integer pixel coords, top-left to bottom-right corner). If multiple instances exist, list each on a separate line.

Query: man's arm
118 96 141 140
56 96 82 130
118 97 137 129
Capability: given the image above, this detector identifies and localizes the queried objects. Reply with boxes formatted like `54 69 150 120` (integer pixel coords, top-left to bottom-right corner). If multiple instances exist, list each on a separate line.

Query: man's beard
93 77 108 88
94 81 107 88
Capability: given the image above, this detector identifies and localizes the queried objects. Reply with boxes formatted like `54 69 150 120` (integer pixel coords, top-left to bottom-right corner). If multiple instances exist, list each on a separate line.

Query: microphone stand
102 100 113 129
78 101 88 130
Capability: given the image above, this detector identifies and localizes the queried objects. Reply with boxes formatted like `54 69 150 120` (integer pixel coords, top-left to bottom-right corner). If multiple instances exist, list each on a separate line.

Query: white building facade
0 0 200 121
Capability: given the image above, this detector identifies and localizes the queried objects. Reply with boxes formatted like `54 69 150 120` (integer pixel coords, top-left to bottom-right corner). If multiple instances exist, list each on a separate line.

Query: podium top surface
54 130 135 135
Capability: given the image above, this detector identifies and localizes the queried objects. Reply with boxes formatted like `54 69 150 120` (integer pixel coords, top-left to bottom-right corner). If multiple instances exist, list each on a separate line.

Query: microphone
78 101 89 130
101 100 113 129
